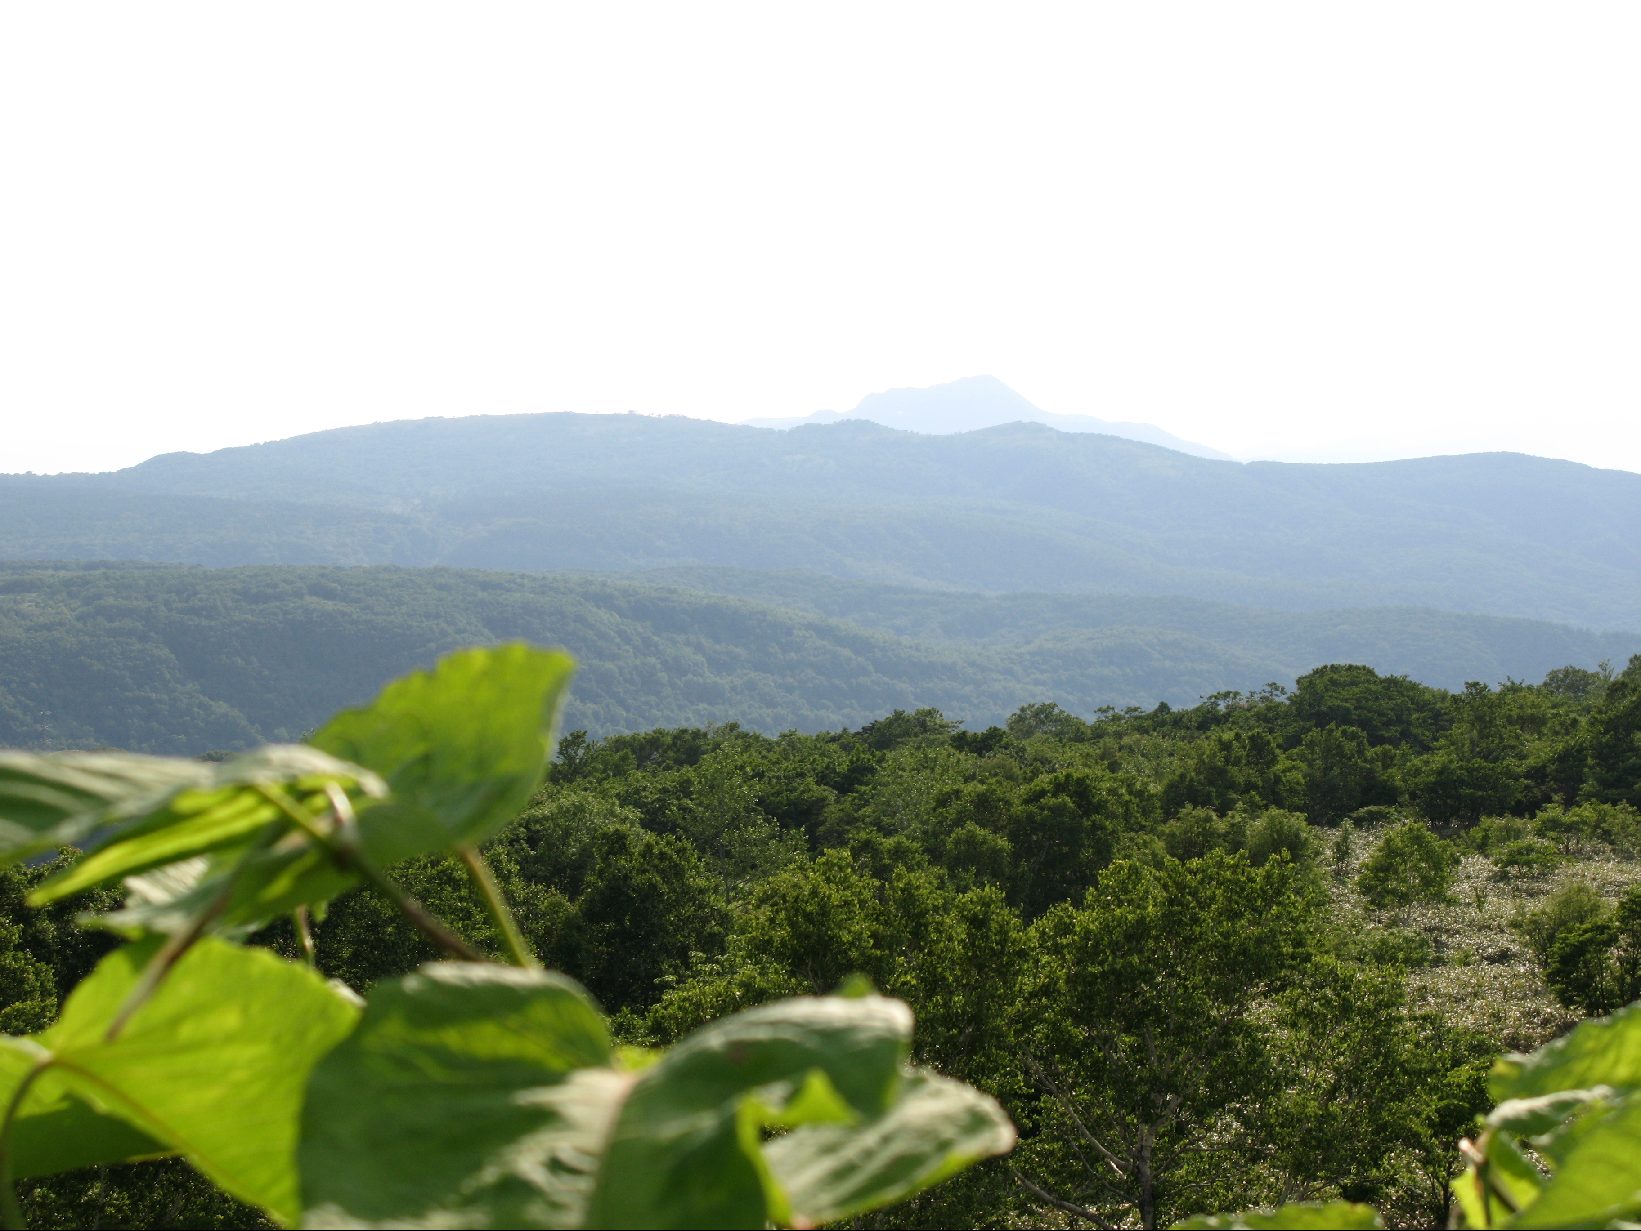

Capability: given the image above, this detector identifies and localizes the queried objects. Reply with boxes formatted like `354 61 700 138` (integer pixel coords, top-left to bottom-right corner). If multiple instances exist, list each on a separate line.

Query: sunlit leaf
311 643 575 863
0 752 207 863
196 645 577 930
1508 1100 1641 1229
29 745 380 904
301 972 1011 1230
0 938 357 1225
1491 1000 1641 1103
0 1036 168 1177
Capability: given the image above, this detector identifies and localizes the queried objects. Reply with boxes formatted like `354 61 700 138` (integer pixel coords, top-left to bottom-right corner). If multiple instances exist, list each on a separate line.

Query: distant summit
745 375 1234 460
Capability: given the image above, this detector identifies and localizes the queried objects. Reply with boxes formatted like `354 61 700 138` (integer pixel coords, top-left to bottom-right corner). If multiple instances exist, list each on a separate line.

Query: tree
0 916 56 1035
1255 958 1489 1226
1285 665 1447 749
1583 654 1641 806
1290 724 1385 824
1015 852 1318 1230
1355 821 1457 912
1544 885 1641 1015
1400 746 1519 826
1005 770 1123 918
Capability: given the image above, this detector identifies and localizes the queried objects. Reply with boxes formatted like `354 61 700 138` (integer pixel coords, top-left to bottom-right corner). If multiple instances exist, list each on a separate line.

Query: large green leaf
0 1037 166 1178
298 963 621 1230
1508 1098 1641 1228
584 995 915 1229
12 646 571 936
1174 1202 1383 1229
1461 1000 1641 1230
1452 1133 1546 1231
197 645 575 930
1491 999 1641 1103
0 938 358 1225
763 1068 1015 1226
311 643 575 865
301 971 1013 1230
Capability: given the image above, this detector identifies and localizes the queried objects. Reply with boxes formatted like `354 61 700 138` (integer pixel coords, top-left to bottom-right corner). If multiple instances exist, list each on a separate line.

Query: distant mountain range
2 406 1637 628
1 562 1632 753
742 375 1235 459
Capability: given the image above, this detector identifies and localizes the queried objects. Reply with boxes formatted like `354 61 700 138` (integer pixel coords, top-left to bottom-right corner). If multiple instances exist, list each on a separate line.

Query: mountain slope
0 562 1632 754
6 412 1637 627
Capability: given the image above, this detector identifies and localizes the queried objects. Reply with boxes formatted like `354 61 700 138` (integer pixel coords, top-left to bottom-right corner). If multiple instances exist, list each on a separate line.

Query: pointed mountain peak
744 376 1233 459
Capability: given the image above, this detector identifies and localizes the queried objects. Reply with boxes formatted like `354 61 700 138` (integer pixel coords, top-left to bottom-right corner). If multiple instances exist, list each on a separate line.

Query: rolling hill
5 410 1639 629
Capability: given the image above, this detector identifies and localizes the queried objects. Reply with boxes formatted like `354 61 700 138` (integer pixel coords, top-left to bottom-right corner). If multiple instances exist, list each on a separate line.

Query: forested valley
3 409 1641 1228
5 655 1640 1228
2 561 1635 752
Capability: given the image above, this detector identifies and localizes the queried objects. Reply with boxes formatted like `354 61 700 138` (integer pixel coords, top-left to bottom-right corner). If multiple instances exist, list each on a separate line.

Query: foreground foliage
1193 997 1641 1228
0 646 1013 1229
2 648 1640 1227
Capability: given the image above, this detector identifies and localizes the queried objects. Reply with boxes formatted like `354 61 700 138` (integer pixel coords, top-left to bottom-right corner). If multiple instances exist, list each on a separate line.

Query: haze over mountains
4 398 1637 626
1 379 1636 748
742 375 1235 459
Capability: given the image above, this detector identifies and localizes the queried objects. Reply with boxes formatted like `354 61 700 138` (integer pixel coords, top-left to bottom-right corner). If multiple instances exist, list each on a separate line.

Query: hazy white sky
3 2 1638 474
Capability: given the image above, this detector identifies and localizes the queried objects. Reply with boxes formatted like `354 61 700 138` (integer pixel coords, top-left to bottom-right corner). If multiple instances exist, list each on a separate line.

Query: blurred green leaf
1459 1000 1641 1230
302 973 1011 1230
6 647 570 936
764 1068 1015 1226
584 994 913 1229
311 643 575 864
299 963 621 1230
1488 1088 1612 1139
0 752 209 863
0 938 357 1225
27 745 383 906
200 645 576 930
1491 1000 1641 1103
0 1036 168 1177
1508 1100 1641 1229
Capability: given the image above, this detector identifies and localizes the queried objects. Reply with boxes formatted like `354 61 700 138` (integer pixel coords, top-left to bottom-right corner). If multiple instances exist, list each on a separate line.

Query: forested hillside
1 562 1634 754
5 651 1640 1228
6 411 1640 626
